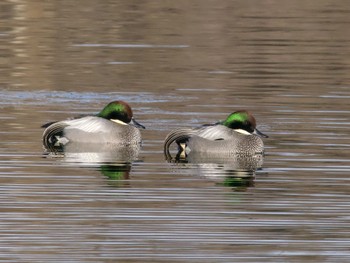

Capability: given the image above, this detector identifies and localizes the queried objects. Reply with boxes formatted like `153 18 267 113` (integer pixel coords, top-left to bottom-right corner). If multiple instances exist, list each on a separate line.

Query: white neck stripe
234 129 252 135
110 119 127 125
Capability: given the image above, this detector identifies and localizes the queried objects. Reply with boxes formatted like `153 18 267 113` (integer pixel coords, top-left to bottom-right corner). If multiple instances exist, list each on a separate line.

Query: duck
42 101 145 150
164 110 268 160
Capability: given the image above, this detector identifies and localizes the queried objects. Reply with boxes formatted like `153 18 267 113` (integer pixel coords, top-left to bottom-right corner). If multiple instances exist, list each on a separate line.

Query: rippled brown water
1 0 350 262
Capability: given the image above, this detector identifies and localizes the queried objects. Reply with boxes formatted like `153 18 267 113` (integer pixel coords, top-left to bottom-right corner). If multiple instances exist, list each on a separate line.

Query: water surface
1 0 350 262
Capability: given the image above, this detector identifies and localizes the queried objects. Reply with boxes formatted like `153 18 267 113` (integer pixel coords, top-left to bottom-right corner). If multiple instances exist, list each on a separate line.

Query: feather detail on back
62 116 113 133
163 125 236 159
195 125 236 140
42 116 115 149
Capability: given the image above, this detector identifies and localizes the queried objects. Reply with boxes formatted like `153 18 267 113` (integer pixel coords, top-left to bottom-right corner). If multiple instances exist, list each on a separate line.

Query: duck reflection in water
100 163 132 188
167 152 264 191
43 143 140 187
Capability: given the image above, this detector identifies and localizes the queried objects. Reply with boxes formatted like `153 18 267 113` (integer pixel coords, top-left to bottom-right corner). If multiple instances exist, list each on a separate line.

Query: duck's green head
98 101 145 129
222 110 268 138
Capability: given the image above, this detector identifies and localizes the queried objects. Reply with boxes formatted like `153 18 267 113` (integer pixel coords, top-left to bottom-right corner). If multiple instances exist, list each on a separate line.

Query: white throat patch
111 119 127 125
234 129 252 135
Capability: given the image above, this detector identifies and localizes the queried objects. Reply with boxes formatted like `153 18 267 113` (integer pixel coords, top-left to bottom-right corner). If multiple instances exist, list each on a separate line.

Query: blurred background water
1 0 350 262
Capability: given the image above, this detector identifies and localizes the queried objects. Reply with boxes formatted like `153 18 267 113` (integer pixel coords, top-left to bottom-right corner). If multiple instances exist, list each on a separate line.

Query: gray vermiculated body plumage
188 126 264 155
163 110 268 160
165 125 264 156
